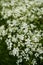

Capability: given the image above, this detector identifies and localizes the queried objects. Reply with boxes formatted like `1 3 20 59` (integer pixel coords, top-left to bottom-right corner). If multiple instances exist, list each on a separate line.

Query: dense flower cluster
0 0 43 65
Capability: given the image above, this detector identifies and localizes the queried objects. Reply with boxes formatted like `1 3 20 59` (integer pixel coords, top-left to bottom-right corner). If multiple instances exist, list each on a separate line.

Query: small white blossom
17 34 24 40
35 53 39 57
12 47 19 56
32 59 37 65
25 48 29 53
12 35 17 42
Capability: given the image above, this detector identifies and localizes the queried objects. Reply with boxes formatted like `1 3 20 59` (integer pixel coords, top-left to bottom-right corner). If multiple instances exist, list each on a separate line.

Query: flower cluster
0 0 43 65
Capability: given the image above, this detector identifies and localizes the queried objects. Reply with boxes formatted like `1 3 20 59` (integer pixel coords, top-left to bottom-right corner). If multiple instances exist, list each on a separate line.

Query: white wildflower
17 34 24 40
12 35 17 42
35 53 39 57
25 48 29 53
32 59 37 65
12 47 19 56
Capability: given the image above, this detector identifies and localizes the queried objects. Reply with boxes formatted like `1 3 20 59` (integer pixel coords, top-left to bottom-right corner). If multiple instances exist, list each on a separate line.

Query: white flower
7 10 12 16
32 59 37 65
32 36 39 42
29 51 33 55
17 34 24 40
5 39 12 50
2 3 7 6
24 54 29 61
12 47 19 56
29 30 33 36
21 50 26 56
12 20 17 26
7 20 11 24
11 0 15 6
8 34 12 38
32 47 35 51
2 30 6 36
23 28 28 34
25 38 31 45
35 53 39 57
25 48 29 53
8 27 13 32
21 22 28 29
37 48 43 54
12 35 17 42
18 58 22 63
40 56 43 60
0 37 2 40
29 1 34 5
30 24 36 29
0 25 5 36
4 14 7 19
